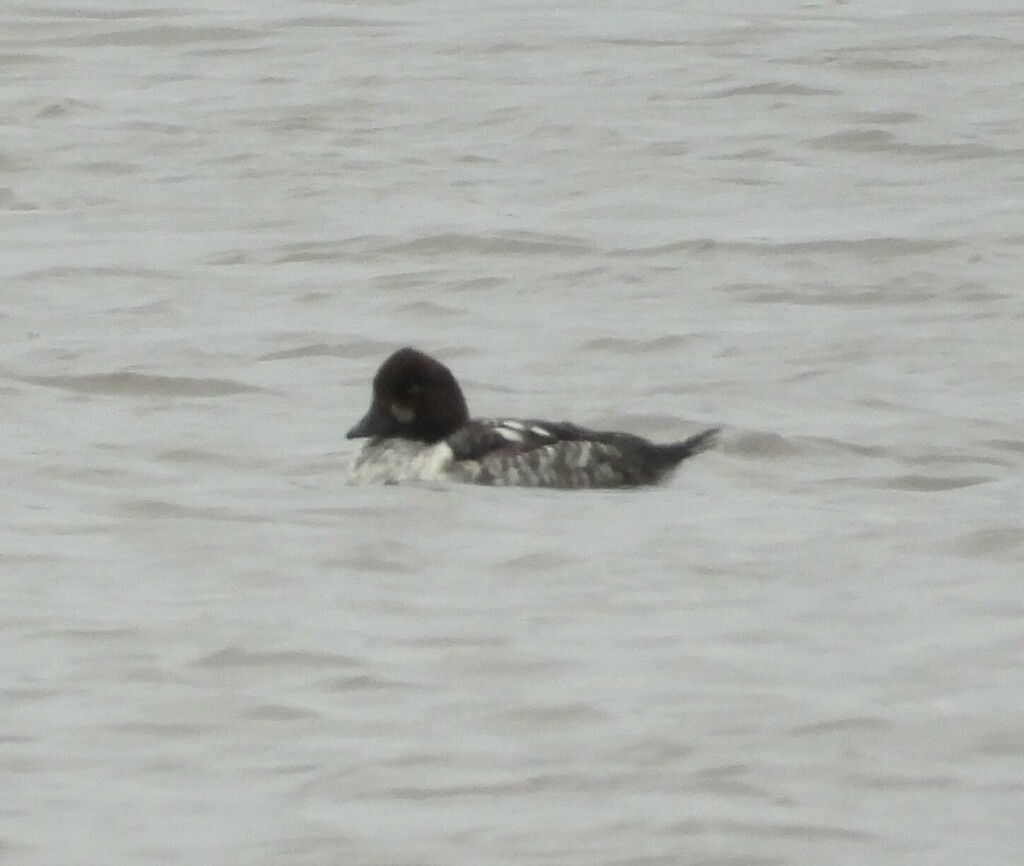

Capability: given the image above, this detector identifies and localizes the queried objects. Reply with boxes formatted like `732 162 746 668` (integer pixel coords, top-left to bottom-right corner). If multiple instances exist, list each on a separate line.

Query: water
2 1 1023 864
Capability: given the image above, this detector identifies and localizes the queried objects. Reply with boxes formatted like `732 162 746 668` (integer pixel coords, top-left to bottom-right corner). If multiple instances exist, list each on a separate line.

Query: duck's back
446 421 718 489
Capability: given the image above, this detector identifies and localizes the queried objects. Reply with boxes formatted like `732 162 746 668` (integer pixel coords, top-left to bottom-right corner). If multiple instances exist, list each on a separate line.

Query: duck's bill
347 402 401 439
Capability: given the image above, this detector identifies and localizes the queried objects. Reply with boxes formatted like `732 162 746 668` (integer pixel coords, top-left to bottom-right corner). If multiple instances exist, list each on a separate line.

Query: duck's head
347 347 470 443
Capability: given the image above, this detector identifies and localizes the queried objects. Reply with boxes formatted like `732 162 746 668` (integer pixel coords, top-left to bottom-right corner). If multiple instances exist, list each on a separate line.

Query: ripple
789 717 889 736
321 554 415 574
192 647 362 670
707 82 836 98
487 702 608 727
117 500 267 522
108 722 216 738
578 335 693 354
395 300 463 317
0 53 55 66
155 448 263 469
33 626 138 642
848 772 959 790
611 237 956 259
271 238 370 263
685 764 770 798
984 438 1024 456
16 265 174 283
243 704 319 722
325 675 415 692
378 231 593 257
946 526 1024 560
259 339 393 361
494 551 577 572
35 98 97 118
276 16 388 30
864 474 991 492
727 283 938 306
727 431 803 459
381 774 564 800
669 818 876 842
809 128 1004 160
17 372 262 397
72 25 266 47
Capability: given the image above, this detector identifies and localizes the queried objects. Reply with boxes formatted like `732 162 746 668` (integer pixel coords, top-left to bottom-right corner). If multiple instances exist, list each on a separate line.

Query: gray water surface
2 2 1023 864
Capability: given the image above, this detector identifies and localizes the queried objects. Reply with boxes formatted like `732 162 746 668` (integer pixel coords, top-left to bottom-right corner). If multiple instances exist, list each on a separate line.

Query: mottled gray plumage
445 422 718 488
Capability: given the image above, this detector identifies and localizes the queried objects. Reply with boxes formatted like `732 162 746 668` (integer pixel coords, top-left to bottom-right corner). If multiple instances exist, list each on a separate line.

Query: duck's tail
654 426 721 470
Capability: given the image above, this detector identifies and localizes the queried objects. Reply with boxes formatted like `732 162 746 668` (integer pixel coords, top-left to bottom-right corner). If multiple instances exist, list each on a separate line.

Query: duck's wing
446 423 720 489
443 420 638 488
445 420 586 462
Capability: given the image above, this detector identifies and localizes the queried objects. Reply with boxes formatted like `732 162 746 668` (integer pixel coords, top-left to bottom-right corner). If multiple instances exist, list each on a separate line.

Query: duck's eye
406 384 422 396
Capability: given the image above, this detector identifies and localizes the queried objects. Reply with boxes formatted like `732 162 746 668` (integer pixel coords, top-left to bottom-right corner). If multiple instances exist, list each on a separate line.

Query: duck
346 347 719 489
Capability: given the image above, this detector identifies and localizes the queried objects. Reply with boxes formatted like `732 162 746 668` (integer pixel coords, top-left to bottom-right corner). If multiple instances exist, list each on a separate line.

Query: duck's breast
349 439 454 484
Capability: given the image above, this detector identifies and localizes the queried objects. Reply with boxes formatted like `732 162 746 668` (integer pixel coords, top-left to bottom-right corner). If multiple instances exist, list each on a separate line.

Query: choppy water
2 1 1023 864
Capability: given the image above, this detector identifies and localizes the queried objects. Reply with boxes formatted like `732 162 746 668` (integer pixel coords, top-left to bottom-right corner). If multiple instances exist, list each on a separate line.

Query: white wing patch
485 420 555 442
495 425 524 442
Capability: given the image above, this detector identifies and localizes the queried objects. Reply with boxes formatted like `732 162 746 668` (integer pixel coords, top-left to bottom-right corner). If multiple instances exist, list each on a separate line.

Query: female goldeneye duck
346 347 720 489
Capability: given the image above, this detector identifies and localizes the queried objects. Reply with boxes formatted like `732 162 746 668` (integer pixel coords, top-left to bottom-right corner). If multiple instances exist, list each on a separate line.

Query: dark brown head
346 348 470 443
